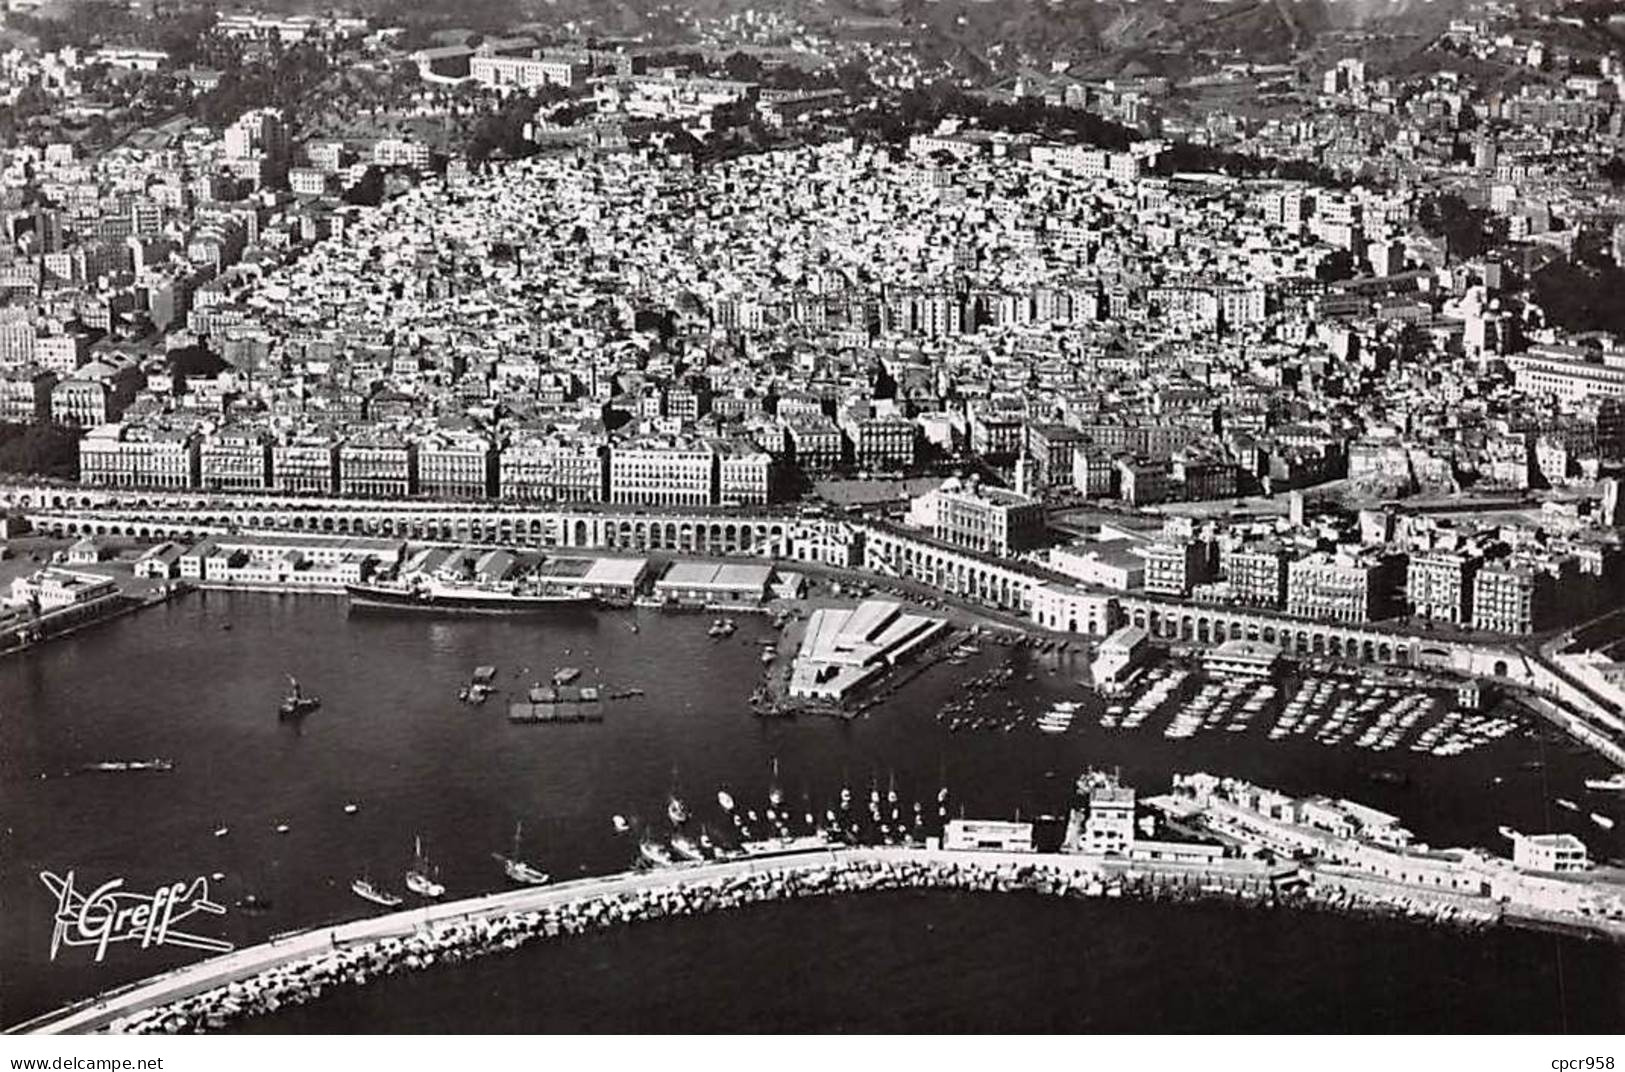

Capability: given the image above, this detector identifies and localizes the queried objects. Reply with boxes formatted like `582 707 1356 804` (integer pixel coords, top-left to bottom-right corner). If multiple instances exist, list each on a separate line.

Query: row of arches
1125 602 1414 666
865 536 1034 612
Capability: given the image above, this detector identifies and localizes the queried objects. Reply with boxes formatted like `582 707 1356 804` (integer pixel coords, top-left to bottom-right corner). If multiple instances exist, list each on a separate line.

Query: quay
10 842 1622 1036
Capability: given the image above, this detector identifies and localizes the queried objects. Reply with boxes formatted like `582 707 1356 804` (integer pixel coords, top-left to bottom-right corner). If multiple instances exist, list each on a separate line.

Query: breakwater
12 845 1536 1036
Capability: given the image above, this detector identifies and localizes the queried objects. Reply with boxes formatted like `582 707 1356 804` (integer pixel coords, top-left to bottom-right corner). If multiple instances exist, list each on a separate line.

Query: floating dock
507 701 604 724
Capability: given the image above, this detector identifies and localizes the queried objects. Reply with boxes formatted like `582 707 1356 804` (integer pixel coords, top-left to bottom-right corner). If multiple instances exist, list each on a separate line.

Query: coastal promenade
9 845 1279 1035
12 839 1576 1036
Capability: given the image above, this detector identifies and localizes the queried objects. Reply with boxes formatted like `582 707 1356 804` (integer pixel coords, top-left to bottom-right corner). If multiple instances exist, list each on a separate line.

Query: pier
11 841 1616 1036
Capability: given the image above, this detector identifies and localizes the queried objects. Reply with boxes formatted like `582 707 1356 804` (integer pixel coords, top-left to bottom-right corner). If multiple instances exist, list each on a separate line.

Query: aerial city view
5 0 1625 1041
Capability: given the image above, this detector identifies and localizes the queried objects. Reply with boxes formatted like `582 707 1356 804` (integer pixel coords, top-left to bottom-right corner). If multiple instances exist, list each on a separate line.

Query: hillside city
1 0 1625 648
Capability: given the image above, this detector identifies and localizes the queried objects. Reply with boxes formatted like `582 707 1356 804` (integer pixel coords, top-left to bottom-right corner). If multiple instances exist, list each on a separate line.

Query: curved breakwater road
3 845 1520 1035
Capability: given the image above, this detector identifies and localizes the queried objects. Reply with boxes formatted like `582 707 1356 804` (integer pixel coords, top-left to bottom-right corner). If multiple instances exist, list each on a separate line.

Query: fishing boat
1592 813 1616 830
639 839 675 867
405 835 445 898
278 676 320 720
1585 772 1625 793
717 789 735 812
351 878 403 908
494 821 550 886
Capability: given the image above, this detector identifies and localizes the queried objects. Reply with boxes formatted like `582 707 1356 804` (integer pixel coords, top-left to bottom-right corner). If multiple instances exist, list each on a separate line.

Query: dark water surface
230 890 1625 1033
3 593 1622 1029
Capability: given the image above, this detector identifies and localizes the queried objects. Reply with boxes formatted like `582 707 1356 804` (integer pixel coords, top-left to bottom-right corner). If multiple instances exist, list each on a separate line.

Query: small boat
760 649 775 664
1558 798 1580 812
343 803 359 815
278 676 320 720
639 839 675 867
670 834 705 862
611 814 630 834
274 823 290 834
352 878 403 908
1592 813 1616 830
1498 825 1518 840
1586 772 1625 793
212 825 229 838
494 821 550 886
210 871 225 882
552 667 581 686
405 835 445 898
768 758 784 809
78 759 175 774
234 893 272 914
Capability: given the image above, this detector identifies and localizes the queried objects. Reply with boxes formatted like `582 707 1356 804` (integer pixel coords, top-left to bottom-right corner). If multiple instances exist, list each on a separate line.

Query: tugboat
404 835 445 898
352 877 403 908
278 676 320 720
494 821 550 886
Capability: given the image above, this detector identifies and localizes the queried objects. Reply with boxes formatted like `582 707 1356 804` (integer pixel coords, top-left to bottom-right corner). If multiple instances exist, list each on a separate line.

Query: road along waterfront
17 841 1588 1035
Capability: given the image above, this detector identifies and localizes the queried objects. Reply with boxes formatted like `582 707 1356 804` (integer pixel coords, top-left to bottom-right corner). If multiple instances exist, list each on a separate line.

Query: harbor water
2 591 1622 1030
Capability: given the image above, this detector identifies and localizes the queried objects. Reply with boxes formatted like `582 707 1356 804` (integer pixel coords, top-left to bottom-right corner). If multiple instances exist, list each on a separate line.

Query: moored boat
346 578 594 617
351 878 403 908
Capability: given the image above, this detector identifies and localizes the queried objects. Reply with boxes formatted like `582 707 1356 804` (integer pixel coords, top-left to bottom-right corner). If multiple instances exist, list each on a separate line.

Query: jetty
13 840 1621 1036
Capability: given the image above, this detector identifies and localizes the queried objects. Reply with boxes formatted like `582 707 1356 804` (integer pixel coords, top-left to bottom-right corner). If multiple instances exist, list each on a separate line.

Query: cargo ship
345 577 594 616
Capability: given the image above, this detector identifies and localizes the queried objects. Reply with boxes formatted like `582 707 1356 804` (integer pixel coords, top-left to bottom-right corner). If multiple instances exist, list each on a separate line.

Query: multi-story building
716 441 772 506
0 367 55 423
906 479 1046 557
34 331 90 375
51 364 140 426
498 435 605 503
416 432 495 500
785 415 843 474
968 405 1024 460
339 435 416 498
1072 448 1115 498
609 441 717 507
1407 550 1479 625
1222 543 1289 608
1116 457 1170 506
842 416 917 471
1026 423 1088 489
1141 539 1207 596
77 423 200 489
1472 561 1553 635
1287 550 1407 623
1506 345 1625 402
200 428 273 491
272 435 341 495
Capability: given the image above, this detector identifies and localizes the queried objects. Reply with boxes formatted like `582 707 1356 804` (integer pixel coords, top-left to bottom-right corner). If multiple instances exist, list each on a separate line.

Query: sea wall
76 850 1497 1035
